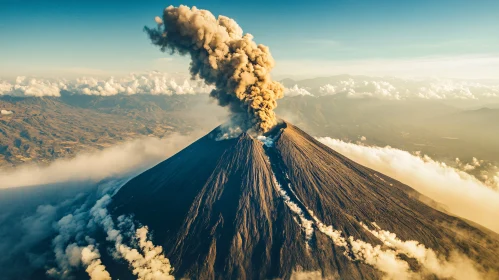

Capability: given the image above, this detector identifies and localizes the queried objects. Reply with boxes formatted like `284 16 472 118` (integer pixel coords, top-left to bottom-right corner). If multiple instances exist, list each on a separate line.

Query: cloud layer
2 73 498 101
289 78 499 100
0 72 214 97
317 137 499 233
0 133 201 189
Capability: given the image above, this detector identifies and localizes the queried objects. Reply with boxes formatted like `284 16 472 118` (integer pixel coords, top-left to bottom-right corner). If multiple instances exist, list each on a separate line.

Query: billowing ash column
145 5 284 134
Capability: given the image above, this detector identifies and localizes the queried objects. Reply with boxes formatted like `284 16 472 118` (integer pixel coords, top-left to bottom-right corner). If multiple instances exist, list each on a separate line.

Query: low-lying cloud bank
0 133 201 189
0 72 214 97
287 78 499 100
2 73 499 100
317 137 499 233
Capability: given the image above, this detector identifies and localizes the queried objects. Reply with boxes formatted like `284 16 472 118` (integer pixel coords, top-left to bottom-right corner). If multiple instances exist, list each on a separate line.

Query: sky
1 0 498 79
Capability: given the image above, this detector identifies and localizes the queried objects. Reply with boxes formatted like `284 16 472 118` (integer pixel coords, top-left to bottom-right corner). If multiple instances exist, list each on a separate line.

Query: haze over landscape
0 1 498 280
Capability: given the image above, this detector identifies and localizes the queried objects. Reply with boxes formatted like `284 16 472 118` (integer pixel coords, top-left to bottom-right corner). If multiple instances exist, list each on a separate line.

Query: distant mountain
109 121 499 279
275 97 499 163
2 93 498 169
0 95 195 167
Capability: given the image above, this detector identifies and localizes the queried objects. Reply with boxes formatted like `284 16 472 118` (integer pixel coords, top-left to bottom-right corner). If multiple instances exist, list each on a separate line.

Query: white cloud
317 137 499 233
154 16 163 25
456 157 483 171
0 72 214 97
285 84 313 97
0 81 12 95
272 160 489 279
80 245 111 280
0 76 65 97
1 109 13 115
271 173 314 244
88 195 174 280
361 222 486 280
270 167 415 279
316 78 499 100
319 79 402 99
48 186 174 280
2 73 498 100
73 72 213 96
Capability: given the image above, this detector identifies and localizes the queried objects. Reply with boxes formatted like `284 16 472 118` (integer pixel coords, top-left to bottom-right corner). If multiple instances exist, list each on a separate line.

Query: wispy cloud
0 133 201 189
317 137 499 234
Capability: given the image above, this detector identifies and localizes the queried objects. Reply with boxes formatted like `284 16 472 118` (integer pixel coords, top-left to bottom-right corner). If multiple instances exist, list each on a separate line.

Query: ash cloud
145 5 284 134
317 137 499 233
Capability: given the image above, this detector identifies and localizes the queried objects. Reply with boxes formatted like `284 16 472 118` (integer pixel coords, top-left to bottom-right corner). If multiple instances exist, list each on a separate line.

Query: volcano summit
108 121 499 280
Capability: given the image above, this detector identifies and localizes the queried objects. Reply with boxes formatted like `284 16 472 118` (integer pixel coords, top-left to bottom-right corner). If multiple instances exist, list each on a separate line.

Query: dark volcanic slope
111 122 499 280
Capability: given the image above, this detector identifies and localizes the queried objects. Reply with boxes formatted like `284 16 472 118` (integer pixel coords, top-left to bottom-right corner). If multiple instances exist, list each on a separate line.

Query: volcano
110 121 499 280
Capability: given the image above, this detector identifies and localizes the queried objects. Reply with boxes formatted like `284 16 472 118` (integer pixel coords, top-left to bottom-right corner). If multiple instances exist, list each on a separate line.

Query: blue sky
1 0 498 79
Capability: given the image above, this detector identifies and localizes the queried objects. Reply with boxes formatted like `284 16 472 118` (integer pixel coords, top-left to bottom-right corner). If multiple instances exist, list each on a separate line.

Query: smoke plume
145 5 284 134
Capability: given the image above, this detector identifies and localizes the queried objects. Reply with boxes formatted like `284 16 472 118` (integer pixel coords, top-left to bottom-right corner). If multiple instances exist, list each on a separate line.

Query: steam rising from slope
271 174 314 244
46 178 175 279
81 245 111 280
89 195 174 280
317 137 499 233
274 170 488 280
269 167 414 279
146 5 284 133
48 187 174 280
